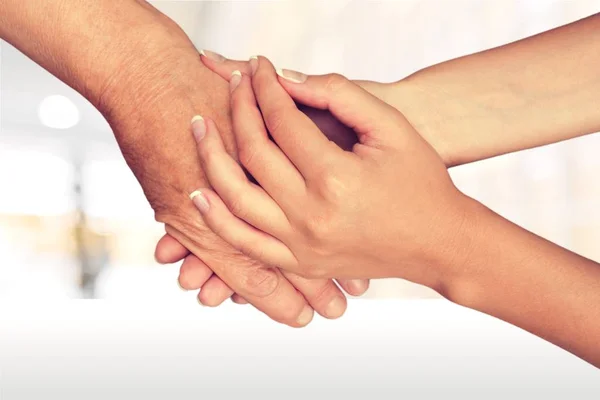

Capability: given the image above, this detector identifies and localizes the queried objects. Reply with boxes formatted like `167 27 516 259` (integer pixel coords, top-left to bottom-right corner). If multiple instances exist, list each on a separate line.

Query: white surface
0 300 598 399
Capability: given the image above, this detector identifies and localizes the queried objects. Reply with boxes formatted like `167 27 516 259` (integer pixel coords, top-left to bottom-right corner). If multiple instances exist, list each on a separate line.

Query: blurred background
1 0 599 302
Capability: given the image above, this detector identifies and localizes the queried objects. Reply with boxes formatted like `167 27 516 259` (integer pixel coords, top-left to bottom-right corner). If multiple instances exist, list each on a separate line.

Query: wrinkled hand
189 56 471 293
155 51 398 304
101 26 362 325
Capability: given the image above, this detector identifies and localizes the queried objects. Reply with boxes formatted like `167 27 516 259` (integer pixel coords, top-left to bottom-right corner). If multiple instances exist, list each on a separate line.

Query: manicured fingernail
200 49 225 63
324 296 346 319
249 56 258 76
230 70 242 93
190 190 210 213
191 115 206 141
276 68 307 83
297 305 314 326
177 278 188 291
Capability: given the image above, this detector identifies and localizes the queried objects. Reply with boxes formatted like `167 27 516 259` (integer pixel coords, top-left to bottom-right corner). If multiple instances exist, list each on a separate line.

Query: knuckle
241 266 280 298
279 303 304 323
319 170 349 202
263 108 287 134
238 142 261 169
312 282 339 305
226 193 248 219
303 212 333 242
323 73 348 94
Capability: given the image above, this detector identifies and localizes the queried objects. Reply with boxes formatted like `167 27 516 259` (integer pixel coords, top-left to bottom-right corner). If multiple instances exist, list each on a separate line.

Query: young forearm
447 198 600 367
391 12 600 167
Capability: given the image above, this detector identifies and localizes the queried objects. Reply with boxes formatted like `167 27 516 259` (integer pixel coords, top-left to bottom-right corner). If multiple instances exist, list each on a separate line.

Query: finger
282 272 347 319
192 113 289 237
155 234 189 264
198 275 235 307
276 71 406 149
251 56 345 176
178 254 214 290
231 294 249 305
229 72 306 208
337 279 370 297
190 189 298 270
165 226 314 328
199 50 252 80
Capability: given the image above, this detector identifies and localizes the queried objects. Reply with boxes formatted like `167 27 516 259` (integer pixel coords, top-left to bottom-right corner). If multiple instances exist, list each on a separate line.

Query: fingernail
324 296 346 319
191 115 206 141
190 190 210 213
276 68 307 83
296 305 314 326
177 278 188 291
200 49 225 63
230 70 242 93
249 56 258 76
349 279 369 294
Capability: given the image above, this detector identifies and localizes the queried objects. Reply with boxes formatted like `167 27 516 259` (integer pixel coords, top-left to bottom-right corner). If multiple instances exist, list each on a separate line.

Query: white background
1 300 599 399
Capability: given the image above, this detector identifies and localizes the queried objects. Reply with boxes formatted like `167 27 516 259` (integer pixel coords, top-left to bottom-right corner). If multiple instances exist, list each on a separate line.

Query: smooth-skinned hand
188 56 473 294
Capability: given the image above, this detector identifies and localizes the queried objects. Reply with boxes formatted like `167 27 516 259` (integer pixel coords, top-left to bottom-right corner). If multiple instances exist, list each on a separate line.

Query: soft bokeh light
38 94 80 129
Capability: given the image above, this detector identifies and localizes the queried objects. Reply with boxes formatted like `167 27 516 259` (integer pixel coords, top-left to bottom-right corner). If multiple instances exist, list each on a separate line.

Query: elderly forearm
391 12 600 167
0 0 176 107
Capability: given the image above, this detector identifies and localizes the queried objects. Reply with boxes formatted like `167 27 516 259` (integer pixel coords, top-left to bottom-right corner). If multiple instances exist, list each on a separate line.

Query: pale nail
191 115 206 141
230 70 242 92
296 305 314 326
324 296 346 319
276 68 307 83
200 49 225 63
249 56 258 76
190 190 210 213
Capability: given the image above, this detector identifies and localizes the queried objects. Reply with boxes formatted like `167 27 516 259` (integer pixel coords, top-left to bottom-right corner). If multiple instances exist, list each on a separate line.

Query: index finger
250 56 345 178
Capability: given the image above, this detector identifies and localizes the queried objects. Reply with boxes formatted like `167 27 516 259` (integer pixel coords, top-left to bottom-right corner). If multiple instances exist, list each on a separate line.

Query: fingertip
231 294 249 305
230 70 242 92
154 234 189 264
198 277 235 307
295 304 315 327
191 115 206 142
276 68 308 84
189 189 210 214
340 279 370 296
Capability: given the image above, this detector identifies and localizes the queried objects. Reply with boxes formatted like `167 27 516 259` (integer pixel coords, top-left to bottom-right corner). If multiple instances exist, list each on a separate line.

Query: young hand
190 57 473 292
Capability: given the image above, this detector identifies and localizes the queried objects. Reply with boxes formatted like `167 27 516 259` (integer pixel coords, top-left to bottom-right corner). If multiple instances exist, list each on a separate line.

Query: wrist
428 193 490 302
383 78 461 167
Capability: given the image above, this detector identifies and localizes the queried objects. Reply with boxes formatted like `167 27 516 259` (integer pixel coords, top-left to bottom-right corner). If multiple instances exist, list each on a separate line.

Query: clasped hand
190 56 473 293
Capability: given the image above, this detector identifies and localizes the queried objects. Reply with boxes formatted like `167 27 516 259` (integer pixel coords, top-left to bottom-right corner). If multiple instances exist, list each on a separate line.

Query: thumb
276 70 412 148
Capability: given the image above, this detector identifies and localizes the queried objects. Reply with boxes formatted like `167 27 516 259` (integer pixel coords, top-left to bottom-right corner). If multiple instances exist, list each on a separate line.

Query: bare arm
191 57 600 368
451 199 600 368
389 12 600 166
